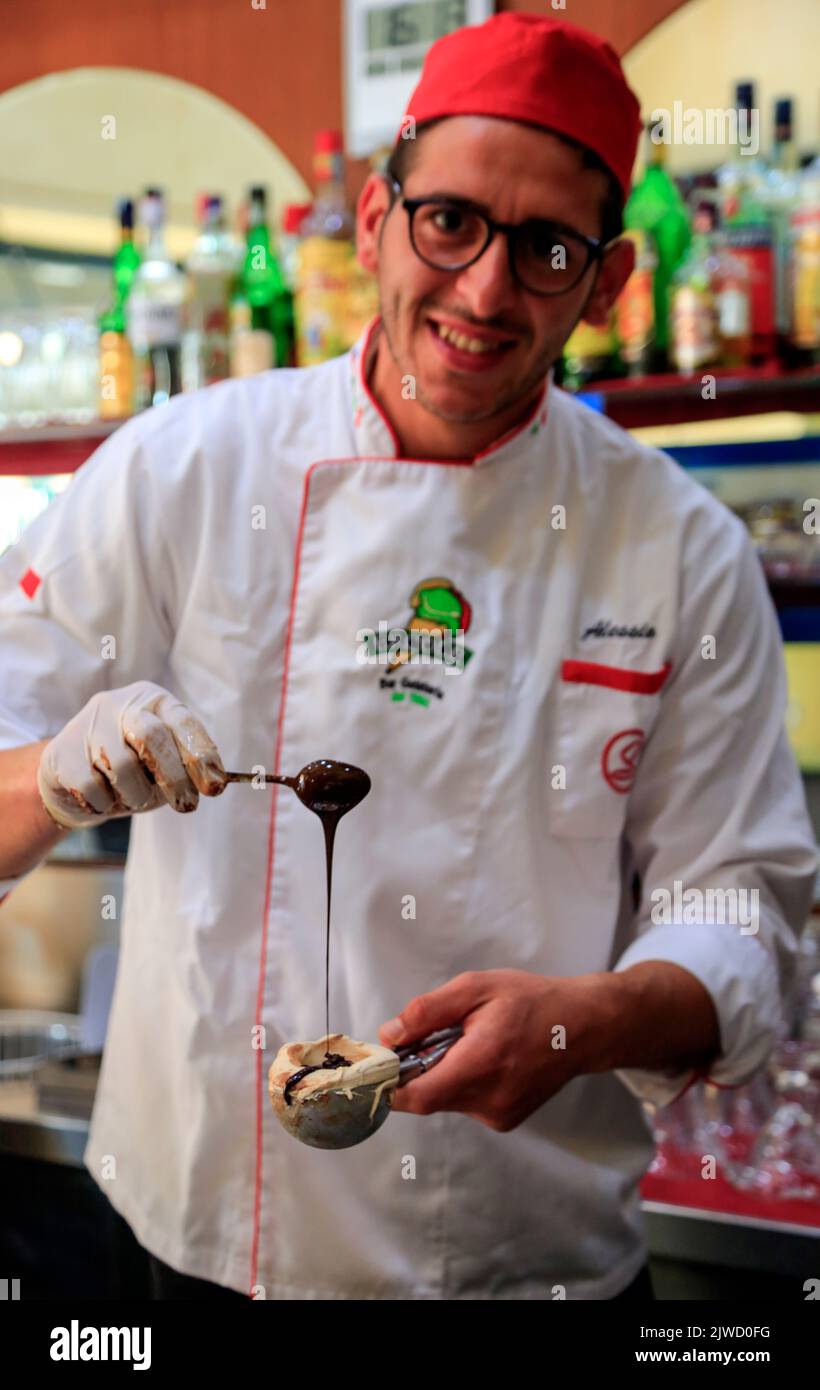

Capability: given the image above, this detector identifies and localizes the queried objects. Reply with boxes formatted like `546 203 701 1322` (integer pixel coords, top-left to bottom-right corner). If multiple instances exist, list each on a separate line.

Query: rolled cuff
611 920 786 1108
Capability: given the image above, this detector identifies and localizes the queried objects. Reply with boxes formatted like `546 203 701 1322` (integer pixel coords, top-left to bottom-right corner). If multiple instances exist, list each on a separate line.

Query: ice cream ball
268 1033 400 1150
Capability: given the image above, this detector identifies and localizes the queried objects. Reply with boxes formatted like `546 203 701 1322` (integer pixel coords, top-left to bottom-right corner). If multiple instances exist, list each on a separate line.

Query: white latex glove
37 680 227 830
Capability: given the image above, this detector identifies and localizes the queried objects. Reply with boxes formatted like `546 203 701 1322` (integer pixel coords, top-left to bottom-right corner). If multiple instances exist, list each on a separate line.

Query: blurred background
0 0 819 1299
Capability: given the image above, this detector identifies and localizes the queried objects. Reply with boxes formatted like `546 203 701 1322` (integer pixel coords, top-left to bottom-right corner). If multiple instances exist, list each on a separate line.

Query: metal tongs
396 1026 463 1086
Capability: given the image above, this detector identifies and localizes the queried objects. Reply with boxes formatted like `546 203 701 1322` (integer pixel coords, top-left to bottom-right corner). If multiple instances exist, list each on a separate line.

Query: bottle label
98 332 134 419
128 299 182 350
616 266 655 359
724 243 775 338
718 287 751 337
295 237 356 365
790 213 820 349
231 328 275 377
671 286 718 371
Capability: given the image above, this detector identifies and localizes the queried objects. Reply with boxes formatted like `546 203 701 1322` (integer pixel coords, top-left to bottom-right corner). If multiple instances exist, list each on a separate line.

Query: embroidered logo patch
601 727 645 794
359 577 474 708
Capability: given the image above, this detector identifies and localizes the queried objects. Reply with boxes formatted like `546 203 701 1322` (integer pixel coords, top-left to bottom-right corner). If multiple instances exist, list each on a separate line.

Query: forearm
0 741 69 881
578 960 721 1078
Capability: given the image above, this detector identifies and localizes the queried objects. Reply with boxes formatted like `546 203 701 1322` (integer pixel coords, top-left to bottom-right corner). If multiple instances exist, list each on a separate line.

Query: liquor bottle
560 311 622 390
669 203 720 375
112 198 141 308
295 131 358 366
127 190 185 408
615 228 658 376
230 186 293 375
182 194 233 391
724 179 776 363
761 99 802 352
789 158 820 365
624 120 692 366
712 217 753 368
280 203 312 291
716 82 767 219
98 198 139 419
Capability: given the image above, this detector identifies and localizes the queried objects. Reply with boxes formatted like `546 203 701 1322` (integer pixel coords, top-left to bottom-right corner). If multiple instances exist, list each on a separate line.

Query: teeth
435 322 505 354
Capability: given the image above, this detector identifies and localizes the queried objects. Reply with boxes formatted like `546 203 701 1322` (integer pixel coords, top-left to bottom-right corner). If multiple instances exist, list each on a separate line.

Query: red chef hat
398 12 642 201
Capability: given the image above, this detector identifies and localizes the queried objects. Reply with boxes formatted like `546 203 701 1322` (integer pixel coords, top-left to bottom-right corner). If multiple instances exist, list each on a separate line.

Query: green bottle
625 122 692 364
99 198 141 334
233 186 293 370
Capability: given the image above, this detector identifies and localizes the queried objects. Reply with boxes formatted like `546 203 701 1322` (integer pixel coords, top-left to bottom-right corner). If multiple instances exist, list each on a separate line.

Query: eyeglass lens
411 203 591 293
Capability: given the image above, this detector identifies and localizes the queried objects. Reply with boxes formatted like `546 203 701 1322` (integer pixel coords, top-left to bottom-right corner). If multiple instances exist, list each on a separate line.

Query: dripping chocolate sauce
280 759 371 1105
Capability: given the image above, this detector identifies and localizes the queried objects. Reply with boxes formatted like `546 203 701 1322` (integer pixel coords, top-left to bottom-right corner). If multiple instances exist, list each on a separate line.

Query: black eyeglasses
387 176 614 297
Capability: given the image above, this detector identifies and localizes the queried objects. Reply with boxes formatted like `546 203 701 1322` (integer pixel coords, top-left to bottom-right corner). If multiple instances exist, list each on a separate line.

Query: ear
579 238 635 328
356 173 392 275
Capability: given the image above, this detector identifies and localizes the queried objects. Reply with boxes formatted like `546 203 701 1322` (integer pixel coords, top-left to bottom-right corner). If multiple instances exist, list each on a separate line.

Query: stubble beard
379 291 560 426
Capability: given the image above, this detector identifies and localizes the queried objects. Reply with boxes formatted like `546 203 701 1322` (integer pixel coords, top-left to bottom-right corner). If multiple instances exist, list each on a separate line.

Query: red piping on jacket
561 659 672 696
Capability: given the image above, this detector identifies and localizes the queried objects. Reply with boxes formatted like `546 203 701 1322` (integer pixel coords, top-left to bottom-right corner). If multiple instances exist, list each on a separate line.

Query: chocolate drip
281 759 371 1099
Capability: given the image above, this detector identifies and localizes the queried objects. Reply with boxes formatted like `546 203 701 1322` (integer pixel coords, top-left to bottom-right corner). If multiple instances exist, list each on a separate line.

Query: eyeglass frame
385 175 618 297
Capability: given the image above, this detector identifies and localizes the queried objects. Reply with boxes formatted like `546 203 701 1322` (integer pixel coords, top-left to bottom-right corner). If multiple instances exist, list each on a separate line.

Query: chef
0 13 816 1301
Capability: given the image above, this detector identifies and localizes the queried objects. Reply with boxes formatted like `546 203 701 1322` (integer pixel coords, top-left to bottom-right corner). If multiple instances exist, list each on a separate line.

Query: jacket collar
347 316 550 468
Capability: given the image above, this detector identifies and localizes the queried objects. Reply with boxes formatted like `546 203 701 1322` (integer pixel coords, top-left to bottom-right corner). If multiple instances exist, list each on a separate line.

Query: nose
451 231 519 320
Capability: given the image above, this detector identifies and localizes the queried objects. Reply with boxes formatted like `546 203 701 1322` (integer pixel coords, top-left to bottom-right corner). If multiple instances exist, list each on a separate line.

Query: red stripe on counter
561 659 672 695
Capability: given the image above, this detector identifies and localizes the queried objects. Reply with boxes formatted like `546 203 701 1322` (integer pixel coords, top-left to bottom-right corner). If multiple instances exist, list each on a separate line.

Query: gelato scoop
269 1033 400 1149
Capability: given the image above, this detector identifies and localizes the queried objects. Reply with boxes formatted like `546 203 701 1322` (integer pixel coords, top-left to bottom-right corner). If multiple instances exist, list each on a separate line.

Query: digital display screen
366 1 469 52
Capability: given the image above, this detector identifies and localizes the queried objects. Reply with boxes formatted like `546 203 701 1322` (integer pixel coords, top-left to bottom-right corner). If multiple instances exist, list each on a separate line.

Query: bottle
295 131 358 366
182 194 233 391
712 219 753 368
280 203 312 291
560 311 622 390
724 181 777 363
230 185 293 376
98 198 139 419
716 82 768 219
615 228 658 375
761 99 802 354
112 197 141 308
799 973 820 1043
127 190 185 408
715 85 776 363
624 120 692 366
788 158 820 365
669 203 720 375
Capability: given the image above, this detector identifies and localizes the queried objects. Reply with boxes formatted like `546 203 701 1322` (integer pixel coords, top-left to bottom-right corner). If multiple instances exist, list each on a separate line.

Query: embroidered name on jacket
581 619 657 640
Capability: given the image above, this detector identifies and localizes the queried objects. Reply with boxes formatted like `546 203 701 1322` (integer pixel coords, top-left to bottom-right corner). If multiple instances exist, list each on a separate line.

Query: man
0 14 815 1301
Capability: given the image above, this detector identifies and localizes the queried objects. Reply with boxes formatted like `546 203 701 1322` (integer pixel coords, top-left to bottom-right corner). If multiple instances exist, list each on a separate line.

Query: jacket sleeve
613 503 818 1107
0 418 176 897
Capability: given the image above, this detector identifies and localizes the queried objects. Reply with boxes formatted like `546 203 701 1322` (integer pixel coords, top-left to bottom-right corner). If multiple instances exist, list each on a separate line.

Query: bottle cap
314 130 344 154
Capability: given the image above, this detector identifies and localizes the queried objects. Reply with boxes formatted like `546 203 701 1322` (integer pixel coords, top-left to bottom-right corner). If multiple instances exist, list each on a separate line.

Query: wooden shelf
571 364 820 429
0 421 121 475
1 366 819 471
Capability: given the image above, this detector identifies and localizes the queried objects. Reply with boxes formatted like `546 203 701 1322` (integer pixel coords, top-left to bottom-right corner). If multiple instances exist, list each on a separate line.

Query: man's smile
425 313 519 373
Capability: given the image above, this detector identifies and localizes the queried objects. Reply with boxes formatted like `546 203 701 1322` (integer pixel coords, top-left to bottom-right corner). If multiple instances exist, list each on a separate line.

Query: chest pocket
546 659 671 839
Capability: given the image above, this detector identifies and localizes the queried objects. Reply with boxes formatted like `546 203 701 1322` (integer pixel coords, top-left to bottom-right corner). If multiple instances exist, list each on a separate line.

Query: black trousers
147 1253 654 1301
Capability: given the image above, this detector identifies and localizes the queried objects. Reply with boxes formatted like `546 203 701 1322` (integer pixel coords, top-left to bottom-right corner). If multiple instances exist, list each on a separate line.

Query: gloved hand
37 681 227 830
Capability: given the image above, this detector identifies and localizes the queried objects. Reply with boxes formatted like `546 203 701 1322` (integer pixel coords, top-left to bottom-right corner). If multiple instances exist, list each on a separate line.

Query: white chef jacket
0 317 816 1300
